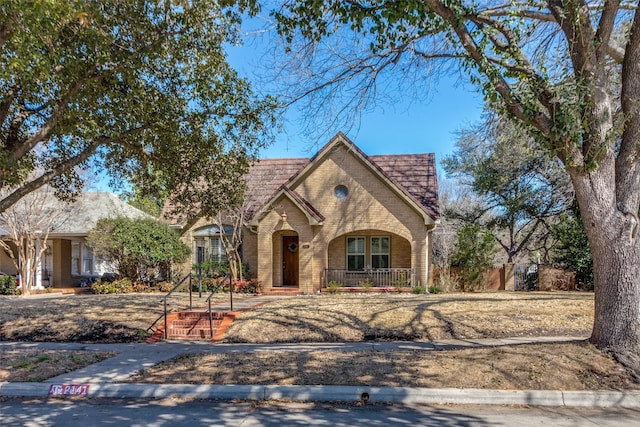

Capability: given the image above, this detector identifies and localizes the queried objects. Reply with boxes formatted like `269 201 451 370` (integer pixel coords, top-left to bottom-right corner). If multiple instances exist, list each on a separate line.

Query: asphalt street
1 397 639 427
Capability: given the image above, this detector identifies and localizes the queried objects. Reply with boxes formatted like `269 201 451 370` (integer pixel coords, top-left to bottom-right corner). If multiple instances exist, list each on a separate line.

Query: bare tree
212 198 262 281
0 187 65 295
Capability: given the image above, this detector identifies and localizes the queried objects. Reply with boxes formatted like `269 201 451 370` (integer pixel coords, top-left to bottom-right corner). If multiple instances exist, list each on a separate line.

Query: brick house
167 132 440 294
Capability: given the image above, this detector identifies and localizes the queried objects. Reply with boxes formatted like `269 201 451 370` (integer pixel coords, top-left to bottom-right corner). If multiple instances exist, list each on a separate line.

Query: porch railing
323 268 414 288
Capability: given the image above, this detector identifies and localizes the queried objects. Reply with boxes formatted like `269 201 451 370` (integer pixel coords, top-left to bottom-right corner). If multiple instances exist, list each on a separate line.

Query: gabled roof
162 132 439 226
249 186 326 226
256 132 440 223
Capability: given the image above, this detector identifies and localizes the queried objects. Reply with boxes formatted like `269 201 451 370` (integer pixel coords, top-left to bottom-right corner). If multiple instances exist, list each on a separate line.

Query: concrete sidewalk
2 337 640 408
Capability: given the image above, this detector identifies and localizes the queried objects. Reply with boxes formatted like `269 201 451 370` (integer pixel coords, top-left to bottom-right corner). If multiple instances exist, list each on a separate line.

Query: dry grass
3 291 634 391
0 350 113 382
127 342 639 391
0 293 228 343
223 292 594 343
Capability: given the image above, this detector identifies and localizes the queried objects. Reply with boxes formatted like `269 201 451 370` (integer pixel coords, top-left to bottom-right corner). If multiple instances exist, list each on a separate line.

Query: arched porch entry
325 230 414 288
273 230 300 288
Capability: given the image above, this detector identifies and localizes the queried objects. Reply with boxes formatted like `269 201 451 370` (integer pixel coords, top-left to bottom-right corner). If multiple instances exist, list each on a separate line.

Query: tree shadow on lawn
0 315 151 343
223 293 593 344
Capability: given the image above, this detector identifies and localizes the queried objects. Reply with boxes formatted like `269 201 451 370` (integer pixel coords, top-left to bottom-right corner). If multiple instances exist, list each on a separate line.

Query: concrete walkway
2 337 640 408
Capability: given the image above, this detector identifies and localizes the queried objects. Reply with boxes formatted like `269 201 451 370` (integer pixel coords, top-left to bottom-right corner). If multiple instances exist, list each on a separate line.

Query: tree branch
0 139 104 213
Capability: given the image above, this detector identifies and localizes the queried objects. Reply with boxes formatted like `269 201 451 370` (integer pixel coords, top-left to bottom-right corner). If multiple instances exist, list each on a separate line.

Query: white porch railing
323 268 414 288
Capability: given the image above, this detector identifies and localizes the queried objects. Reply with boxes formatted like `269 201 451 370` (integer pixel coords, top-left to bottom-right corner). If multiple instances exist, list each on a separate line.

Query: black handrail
205 273 232 339
161 273 192 340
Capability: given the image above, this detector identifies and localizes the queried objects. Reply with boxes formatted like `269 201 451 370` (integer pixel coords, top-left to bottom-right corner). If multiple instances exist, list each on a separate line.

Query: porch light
281 211 288 222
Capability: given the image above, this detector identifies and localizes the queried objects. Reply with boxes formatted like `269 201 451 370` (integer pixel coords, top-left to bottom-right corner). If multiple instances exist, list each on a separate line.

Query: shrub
435 267 460 293
131 281 150 293
450 223 496 292
326 280 342 294
91 278 134 294
390 273 410 292
428 285 444 294
412 285 427 294
91 280 115 294
234 278 262 294
153 281 174 293
192 277 225 293
0 275 19 295
87 217 190 282
358 278 374 292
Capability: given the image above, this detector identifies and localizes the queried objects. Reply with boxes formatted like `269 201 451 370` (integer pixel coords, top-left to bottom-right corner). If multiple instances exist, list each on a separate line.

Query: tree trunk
571 168 640 370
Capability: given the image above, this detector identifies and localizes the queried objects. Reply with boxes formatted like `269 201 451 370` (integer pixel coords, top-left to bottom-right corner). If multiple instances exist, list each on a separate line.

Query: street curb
2 382 640 408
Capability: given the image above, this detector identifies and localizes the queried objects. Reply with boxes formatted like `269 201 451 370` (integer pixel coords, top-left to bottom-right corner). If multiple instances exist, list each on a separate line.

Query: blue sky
226 23 486 166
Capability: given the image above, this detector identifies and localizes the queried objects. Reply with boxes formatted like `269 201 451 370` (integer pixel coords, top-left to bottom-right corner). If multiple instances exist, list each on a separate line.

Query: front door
282 235 299 287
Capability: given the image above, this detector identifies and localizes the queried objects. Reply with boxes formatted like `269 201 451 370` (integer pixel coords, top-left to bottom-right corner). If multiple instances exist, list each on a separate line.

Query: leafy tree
271 1 640 368
450 223 496 292
87 217 190 282
0 0 274 220
551 208 594 290
443 112 572 263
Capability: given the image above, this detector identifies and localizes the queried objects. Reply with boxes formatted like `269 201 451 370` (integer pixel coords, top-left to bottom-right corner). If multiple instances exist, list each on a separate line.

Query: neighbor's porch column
32 234 44 290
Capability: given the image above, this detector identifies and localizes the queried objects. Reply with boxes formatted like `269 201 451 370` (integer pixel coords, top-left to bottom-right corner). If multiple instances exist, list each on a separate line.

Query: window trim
346 236 366 271
370 236 390 269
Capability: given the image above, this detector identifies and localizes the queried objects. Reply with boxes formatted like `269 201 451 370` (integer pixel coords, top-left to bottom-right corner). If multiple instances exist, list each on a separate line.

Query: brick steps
147 310 239 343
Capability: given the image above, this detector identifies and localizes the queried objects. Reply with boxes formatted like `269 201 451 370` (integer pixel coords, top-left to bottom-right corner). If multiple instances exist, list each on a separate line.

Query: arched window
192 225 236 263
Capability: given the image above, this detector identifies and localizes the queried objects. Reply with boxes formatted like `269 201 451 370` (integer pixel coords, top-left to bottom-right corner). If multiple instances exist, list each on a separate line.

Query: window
195 238 206 264
193 225 236 264
83 245 94 275
347 237 365 271
71 242 80 275
334 185 349 199
72 241 95 276
210 236 226 262
371 237 390 269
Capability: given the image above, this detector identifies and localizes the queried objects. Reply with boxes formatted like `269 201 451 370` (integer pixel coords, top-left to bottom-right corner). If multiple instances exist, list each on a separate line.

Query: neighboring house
165 132 440 294
0 192 150 289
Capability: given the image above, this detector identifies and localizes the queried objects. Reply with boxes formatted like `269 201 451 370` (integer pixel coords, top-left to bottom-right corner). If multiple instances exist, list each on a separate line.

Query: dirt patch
0 350 113 382
126 341 638 390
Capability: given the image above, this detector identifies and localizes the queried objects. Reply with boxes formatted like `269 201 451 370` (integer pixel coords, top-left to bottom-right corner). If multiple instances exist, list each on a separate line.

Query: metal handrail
205 273 232 339
161 273 192 340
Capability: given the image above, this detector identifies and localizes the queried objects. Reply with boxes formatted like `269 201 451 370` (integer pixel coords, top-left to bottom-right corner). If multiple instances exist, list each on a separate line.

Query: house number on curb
48 384 90 397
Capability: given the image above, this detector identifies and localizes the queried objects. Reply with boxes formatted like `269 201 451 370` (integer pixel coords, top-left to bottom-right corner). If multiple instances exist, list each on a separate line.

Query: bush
87 217 190 282
153 281 174 293
434 267 459 293
193 261 251 280
412 285 427 294
192 276 225 293
391 273 410 292
358 278 374 292
428 285 444 294
326 280 342 294
450 223 496 291
234 278 262 294
131 281 150 293
91 278 134 294
0 275 19 295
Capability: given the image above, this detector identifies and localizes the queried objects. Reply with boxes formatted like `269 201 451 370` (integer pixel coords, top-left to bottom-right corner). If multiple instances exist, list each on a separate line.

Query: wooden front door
282 236 299 287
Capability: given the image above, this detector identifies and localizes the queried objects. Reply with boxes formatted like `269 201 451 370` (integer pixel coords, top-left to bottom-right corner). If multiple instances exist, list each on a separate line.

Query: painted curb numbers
48 384 90 397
